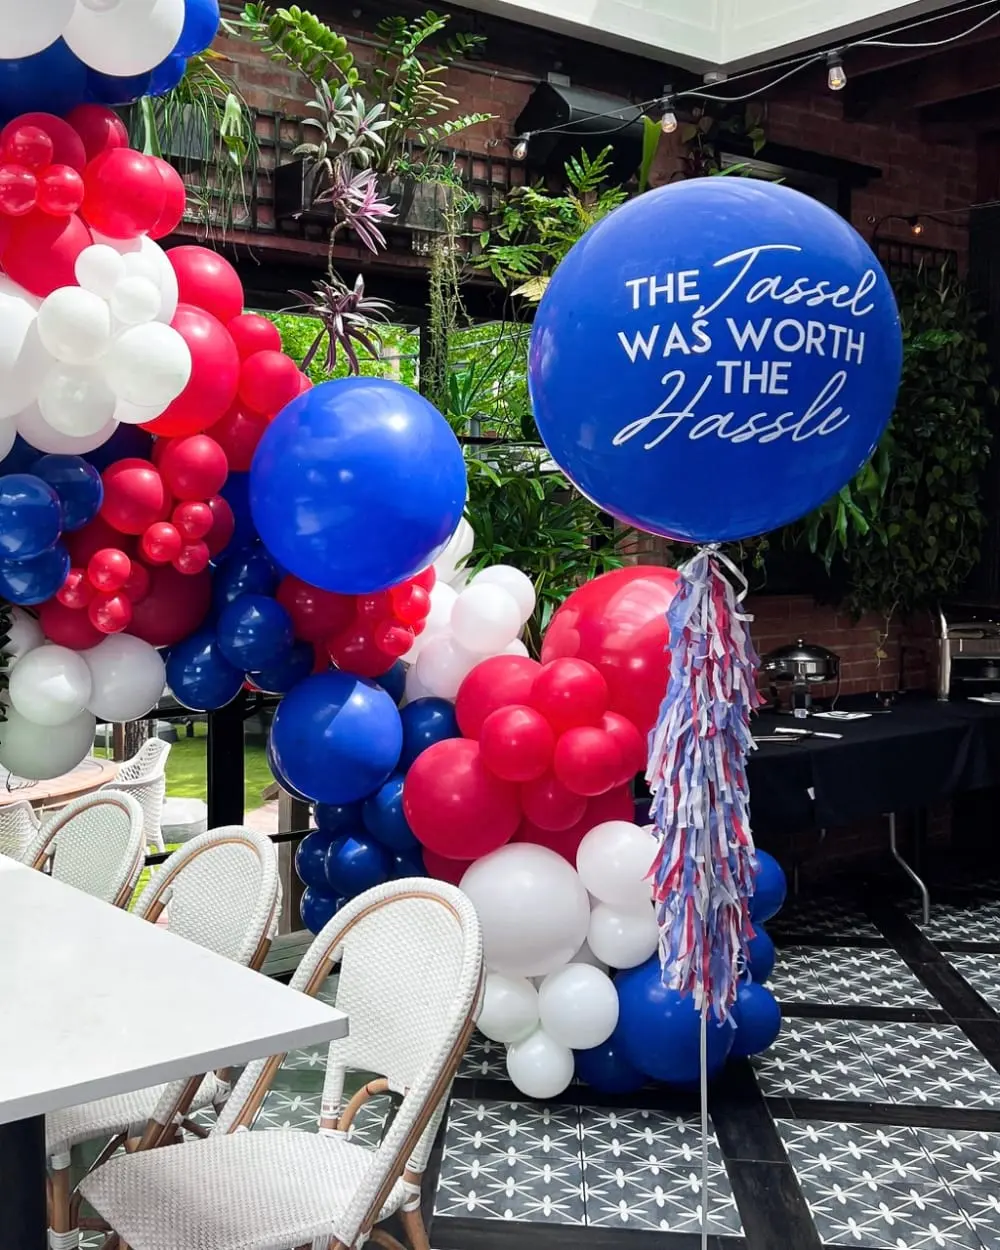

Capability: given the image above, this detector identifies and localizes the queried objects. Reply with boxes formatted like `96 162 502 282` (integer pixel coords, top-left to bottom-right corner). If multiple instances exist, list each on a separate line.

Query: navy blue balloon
268 670 402 805
730 982 782 1058
147 53 188 97
575 1026 647 1094
266 739 312 804
30 456 102 533
83 425 153 473
249 641 315 695
0 40 87 119
86 67 152 105
176 0 221 56
615 957 734 1084
398 697 460 771
750 851 787 924
0 474 62 559
746 926 776 983
219 472 257 555
250 378 467 594
0 542 69 605
295 830 339 891
389 851 426 879
1 436 41 474
165 631 244 712
315 801 364 835
300 886 345 935
212 546 279 610
216 594 294 672
529 178 903 544
375 660 406 706
362 773 418 853
325 832 392 899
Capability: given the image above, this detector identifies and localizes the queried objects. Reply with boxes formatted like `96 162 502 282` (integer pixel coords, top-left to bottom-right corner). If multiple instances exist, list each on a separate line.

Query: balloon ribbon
646 547 760 1021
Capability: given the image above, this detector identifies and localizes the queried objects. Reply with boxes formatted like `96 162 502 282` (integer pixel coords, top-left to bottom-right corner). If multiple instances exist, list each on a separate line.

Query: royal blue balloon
295 830 339 891
389 850 426 879
362 773 418 853
751 850 787 923
249 641 315 695
325 832 392 899
574 1026 646 1094
268 670 402 805
315 801 363 835
615 957 734 1084
175 0 221 56
30 455 102 533
398 697 460 771
300 886 345 935
165 630 244 712
216 594 294 672
0 474 61 559
1 436 41 474
219 472 257 555
266 739 312 804
147 53 188 97
212 546 279 610
0 40 87 119
86 67 152 106
0 542 69 605
746 926 776 983
375 660 406 706
730 982 782 1058
250 378 467 594
529 179 903 544
83 425 153 473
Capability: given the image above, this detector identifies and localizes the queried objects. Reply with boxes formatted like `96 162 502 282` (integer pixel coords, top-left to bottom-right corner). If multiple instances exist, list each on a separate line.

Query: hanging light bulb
513 135 530 161
909 216 924 236
660 98 678 134
826 52 847 91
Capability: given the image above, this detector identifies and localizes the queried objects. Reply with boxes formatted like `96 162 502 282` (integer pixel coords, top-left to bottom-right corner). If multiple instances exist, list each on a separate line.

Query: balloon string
700 1004 709 1250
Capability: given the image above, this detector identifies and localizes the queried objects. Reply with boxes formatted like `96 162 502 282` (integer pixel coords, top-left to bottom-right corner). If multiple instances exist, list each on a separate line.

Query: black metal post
0 1114 46 1250
207 692 246 828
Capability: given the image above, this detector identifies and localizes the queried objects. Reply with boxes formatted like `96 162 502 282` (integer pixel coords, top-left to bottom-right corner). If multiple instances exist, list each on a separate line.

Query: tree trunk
112 719 151 763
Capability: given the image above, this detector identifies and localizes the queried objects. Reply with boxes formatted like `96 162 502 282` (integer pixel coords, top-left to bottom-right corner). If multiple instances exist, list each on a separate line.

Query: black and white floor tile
948 953 1000 1014
771 947 936 1008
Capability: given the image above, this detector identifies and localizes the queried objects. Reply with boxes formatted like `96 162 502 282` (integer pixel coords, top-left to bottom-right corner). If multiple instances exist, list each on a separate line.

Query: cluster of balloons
0 0 220 117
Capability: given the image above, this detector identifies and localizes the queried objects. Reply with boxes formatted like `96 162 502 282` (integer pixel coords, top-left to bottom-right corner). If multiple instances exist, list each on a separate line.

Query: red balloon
421 848 473 886
2 210 92 296
37 165 84 217
167 246 243 324
141 521 183 565
480 705 555 782
1 125 52 170
373 619 413 657
89 591 132 634
412 565 436 592
81 148 165 239
296 372 312 394
552 726 622 797
600 711 646 785
356 592 392 621
1 114 85 171
326 621 394 678
122 559 150 604
403 738 521 859
38 597 103 649
531 658 609 734
65 514 136 567
172 500 213 541
238 349 301 416
520 772 587 832
513 814 592 864
586 784 636 826
158 433 228 501
541 565 681 736
173 540 210 575
211 404 267 472
141 305 240 437
0 166 36 216
203 493 235 557
127 562 211 646
455 654 543 739
101 459 170 535
147 156 185 240
276 574 355 643
390 581 430 625
87 547 131 593
227 312 281 360
65 104 128 162
57 568 94 609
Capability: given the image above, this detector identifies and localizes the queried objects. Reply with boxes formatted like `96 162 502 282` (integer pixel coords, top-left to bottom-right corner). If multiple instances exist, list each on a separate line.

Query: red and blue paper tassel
646 547 761 1021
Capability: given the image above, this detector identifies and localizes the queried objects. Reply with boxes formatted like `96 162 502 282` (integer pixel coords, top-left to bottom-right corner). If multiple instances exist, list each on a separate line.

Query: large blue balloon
300 886 345 935
266 739 312 804
219 471 257 555
86 67 153 106
212 546 279 610
147 54 188 97
0 542 69 605
751 850 787 924
175 0 221 56
575 1026 646 1094
216 594 294 672
165 631 244 712
398 697 460 770
615 957 735 1084
249 641 315 695
0 40 87 119
268 670 402 805
529 179 903 543
315 801 364 835
30 456 102 533
0 474 62 559
325 832 392 899
730 982 782 1058
362 773 418 853
250 378 467 594
745 925 776 983
389 850 426 879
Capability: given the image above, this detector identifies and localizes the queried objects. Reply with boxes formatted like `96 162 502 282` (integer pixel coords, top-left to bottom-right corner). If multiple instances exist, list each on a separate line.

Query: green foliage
264 310 418 388
0 600 10 734
679 101 767 177
241 4 359 85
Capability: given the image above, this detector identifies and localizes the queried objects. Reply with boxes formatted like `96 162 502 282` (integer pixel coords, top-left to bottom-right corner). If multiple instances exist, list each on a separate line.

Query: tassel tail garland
646 548 762 1022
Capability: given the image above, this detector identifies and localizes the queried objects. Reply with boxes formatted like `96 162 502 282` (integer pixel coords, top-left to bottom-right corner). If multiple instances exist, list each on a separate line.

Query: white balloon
451 583 522 655
477 974 539 1044
414 634 478 700
127 239 178 324
103 322 192 407
2 606 44 663
402 581 456 663
110 276 162 326
570 938 609 974
64 0 185 76
0 0 74 57
588 901 659 969
577 821 657 909
0 706 96 781
9 645 93 727
84 635 166 723
38 364 117 437
402 662 434 705
538 963 619 1049
0 298 42 419
502 638 530 658
37 287 112 365
16 402 117 455
506 1028 574 1099
461 844 590 978
434 517 475 588
75 245 128 300
473 565 536 624
0 276 40 309
80 0 122 11
0 416 15 464
113 397 164 426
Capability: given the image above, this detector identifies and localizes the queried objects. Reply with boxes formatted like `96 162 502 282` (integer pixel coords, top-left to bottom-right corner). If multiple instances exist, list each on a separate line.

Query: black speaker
514 81 644 184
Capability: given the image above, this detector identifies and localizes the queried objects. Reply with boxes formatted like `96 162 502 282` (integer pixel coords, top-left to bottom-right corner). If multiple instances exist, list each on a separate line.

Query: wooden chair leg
369 1231 407 1250
49 1160 74 1248
399 1206 430 1250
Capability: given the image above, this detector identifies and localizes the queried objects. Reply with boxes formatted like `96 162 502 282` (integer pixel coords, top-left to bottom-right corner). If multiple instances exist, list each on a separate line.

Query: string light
512 135 530 160
660 96 678 134
826 51 847 91
908 215 924 235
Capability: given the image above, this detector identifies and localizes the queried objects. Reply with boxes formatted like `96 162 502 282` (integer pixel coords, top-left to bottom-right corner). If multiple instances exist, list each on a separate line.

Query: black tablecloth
747 696 1000 833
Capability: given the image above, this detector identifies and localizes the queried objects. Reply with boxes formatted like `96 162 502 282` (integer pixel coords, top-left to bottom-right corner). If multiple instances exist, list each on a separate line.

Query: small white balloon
84 634 166 723
477 973 539 1044
506 1028 575 1099
2 606 44 664
587 901 659 969
0 706 96 781
9 644 93 727
503 638 530 658
103 322 192 408
0 301 43 420
64 0 185 76
576 821 657 909
414 634 478 700
75 245 128 299
451 583 522 655
38 364 117 437
132 239 179 325
473 565 536 624
110 276 162 325
538 963 619 1049
0 0 75 57
16 402 118 455
38 287 111 365
402 581 456 663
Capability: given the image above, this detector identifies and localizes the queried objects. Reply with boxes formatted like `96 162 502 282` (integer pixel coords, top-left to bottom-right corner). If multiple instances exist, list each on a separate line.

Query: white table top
0 859 347 1124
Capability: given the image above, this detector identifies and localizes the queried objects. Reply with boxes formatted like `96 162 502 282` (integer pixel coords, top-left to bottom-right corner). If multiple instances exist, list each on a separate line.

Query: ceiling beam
845 34 1000 119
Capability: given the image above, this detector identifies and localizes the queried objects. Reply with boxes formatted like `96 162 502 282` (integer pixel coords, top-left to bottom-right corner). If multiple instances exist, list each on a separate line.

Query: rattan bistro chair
0 797 40 859
80 878 484 1250
101 738 171 853
47 826 282 1250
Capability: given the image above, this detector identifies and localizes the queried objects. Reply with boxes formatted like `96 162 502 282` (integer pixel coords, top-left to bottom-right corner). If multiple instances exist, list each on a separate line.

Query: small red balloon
81 148 166 239
411 565 436 592
37 165 84 217
520 772 587 832
227 312 281 360
1 125 52 170
87 547 131 593
455 654 543 739
211 404 268 473
122 559 150 604
552 726 622 797
531 657 609 734
173 540 210 575
203 494 235 558
38 596 104 649
326 621 394 678
167 245 243 324
147 156 186 239
65 104 128 162
89 592 132 634
373 619 413 657
296 372 312 394
141 521 183 565
142 304 240 438
57 567 94 609
126 563 211 647
600 711 646 785
158 433 228 501
390 581 430 625
171 500 213 541
0 166 36 216
403 738 521 859
238 349 302 416
2 114 86 171
101 459 170 535
480 704 555 782
2 209 92 297
276 574 355 643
